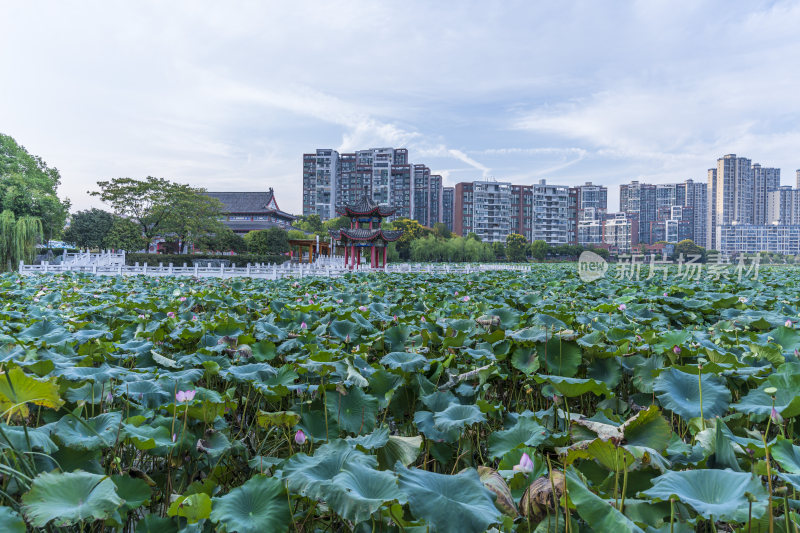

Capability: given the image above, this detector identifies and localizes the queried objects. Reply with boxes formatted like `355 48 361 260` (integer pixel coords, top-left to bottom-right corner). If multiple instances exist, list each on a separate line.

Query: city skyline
3 1 800 215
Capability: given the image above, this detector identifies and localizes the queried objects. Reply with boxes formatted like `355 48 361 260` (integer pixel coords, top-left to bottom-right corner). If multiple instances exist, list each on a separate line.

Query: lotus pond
2 265 800 532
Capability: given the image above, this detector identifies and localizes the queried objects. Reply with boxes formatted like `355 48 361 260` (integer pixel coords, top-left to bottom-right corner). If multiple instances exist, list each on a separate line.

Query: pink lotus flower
300 322 307 330
179 296 186 302
167 311 175 318
786 320 793 328
663 292 668 297
393 315 398 322
359 306 367 312
345 334 350 343
175 390 196 402
618 304 627 311
138 314 145 319
513 452 534 473
192 315 198 321
297 298 302 302
337 299 343 304
454 291 459 296
421 316 426 323
294 429 307 445
462 296 470 302
771 407 784 424
309 300 315 305
673 346 681 355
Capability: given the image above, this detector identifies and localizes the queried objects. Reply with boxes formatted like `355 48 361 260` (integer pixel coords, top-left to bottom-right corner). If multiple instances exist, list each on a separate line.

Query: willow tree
0 210 43 271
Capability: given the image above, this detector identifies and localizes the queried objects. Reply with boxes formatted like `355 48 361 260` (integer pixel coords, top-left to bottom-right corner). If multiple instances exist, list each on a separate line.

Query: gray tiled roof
205 190 295 220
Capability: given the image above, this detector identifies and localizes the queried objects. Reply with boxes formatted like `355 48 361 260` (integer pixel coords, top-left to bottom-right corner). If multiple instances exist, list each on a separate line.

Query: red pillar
370 245 375 268
357 247 361 269
383 247 387 268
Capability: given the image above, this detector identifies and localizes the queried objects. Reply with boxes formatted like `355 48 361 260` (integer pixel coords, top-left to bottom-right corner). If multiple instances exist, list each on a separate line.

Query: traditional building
329 197 403 269
205 188 296 234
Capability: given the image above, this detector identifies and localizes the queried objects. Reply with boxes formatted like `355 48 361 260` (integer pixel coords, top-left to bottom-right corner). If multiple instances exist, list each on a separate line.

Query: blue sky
2 1 800 213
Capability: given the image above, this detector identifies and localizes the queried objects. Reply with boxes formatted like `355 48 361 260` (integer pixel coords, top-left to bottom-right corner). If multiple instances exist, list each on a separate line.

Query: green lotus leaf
396 465 502 533
121 422 175 451
281 440 376 500
112 474 152 516
538 339 582 377
221 363 278 383
586 357 622 388
432 403 486 432
632 355 664 393
253 321 288 341
511 346 540 374
210 476 290 533
640 469 768 522
256 410 300 429
0 424 58 453
21 471 124 527
17 318 71 345
0 506 25 533
325 462 406 523
383 325 411 351
509 327 548 343
488 416 548 458
329 319 361 342
167 492 211 524
653 368 730 420
534 375 613 397
414 410 460 443
770 437 800 473
622 405 672 452
566 468 645 532
565 438 636 472
0 366 64 418
767 326 800 353
325 387 378 435
733 368 800 419
346 426 390 450
380 351 429 373
52 412 122 450
376 435 423 469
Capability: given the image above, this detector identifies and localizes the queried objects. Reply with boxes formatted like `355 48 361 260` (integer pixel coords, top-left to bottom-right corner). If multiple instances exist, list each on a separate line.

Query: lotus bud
771 407 784 425
618 303 626 311
294 429 307 445
345 334 350 343
513 452 534 473
786 320 793 328
167 311 175 318
463 296 470 302
301 322 307 330
673 345 681 355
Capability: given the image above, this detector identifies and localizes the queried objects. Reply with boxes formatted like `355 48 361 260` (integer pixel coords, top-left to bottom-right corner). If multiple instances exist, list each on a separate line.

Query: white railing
19 259 531 278
61 250 126 266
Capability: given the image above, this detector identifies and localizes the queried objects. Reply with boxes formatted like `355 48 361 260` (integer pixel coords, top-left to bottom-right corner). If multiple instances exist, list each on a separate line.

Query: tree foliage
0 134 70 240
63 209 115 250
505 233 528 262
244 228 290 255
103 217 148 253
197 228 247 254
0 210 43 271
673 239 706 261
90 177 222 252
530 240 549 261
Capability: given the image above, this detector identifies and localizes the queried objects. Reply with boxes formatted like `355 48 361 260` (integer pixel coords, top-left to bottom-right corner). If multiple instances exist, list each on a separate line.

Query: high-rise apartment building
302 149 340 219
531 179 572 245
796 170 800 189
679 179 708 247
753 164 781 224
453 181 511 242
303 147 440 225
620 181 657 244
707 168 718 250
767 187 800 225
442 187 454 232
510 185 533 240
575 182 608 212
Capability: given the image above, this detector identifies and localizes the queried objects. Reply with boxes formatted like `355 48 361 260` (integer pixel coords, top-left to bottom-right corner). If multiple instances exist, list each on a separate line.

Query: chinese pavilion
330 197 403 269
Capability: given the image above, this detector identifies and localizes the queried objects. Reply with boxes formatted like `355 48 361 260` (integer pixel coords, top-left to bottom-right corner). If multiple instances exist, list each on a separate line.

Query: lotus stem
698 371 705 431
670 497 674 533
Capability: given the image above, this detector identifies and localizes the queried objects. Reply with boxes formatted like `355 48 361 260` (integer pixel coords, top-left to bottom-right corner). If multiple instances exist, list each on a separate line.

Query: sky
2 0 800 214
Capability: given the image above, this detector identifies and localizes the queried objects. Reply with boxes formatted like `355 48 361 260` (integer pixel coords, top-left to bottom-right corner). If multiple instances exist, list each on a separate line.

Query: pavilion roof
329 228 403 242
337 196 396 217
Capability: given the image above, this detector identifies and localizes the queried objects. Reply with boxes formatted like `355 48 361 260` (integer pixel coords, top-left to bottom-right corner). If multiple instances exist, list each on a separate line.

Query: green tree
492 241 506 261
530 239 549 261
293 214 324 234
0 134 70 241
103 217 148 252
0 210 42 271
466 232 481 242
287 229 307 240
673 239 706 262
197 228 247 253
90 177 217 253
161 191 225 253
244 228 290 255
388 218 429 260
506 233 528 262
323 216 351 231
590 247 610 260
432 222 451 239
63 208 115 250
